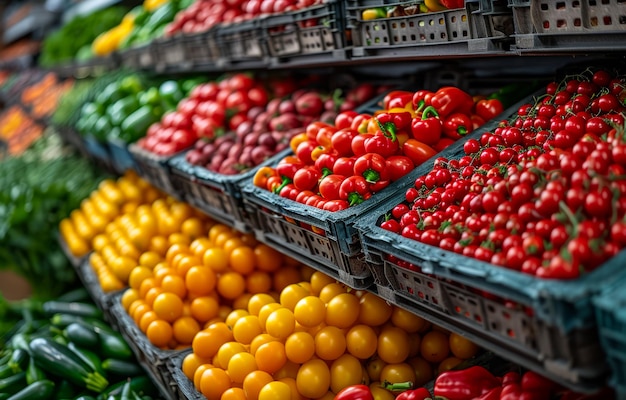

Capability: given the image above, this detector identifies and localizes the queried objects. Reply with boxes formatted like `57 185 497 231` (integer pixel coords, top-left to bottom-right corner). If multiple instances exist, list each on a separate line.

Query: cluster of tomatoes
184 268 480 400
138 74 271 156
380 69 626 279
253 87 503 211
166 0 324 36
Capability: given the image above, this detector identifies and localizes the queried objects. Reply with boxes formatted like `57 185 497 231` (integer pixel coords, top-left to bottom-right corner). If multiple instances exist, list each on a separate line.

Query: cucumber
0 365 13 380
7 349 28 373
53 379 77 399
67 342 106 378
102 359 143 377
98 376 157 399
29 337 108 392
6 379 54 400
25 358 46 385
64 322 99 348
0 372 26 395
42 302 102 319
91 327 133 361
50 314 105 330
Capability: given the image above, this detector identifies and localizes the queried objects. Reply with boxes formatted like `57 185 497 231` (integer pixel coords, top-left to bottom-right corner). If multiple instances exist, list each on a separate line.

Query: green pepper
120 106 159 143
107 97 140 126
138 87 161 108
158 80 184 111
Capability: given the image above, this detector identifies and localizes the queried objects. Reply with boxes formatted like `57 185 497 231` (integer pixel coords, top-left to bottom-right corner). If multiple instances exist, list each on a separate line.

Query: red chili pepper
442 112 473 139
395 387 432 400
430 87 474 117
411 106 442 145
475 98 504 121
339 175 371 206
412 89 434 113
315 153 338 178
383 90 414 109
433 366 501 400
353 153 390 184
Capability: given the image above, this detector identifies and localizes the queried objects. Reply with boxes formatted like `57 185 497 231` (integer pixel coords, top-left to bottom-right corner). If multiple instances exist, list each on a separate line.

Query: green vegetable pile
0 133 105 300
73 71 203 144
39 6 128 67
0 288 163 399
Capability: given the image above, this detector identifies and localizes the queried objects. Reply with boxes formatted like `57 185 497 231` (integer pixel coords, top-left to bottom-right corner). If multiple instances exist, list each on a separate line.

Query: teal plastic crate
353 99 614 393
594 275 626 397
128 143 179 196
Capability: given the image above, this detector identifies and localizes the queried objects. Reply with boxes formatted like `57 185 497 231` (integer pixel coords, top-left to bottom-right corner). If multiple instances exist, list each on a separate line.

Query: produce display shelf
51 54 118 79
353 107 615 393
168 148 291 233
594 275 626 397
109 290 188 400
215 18 267 70
120 43 156 71
180 30 221 71
152 36 193 73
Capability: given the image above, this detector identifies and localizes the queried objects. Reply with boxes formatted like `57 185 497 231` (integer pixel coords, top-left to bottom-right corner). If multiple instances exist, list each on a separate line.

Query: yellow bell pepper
144 0 168 12
424 0 448 12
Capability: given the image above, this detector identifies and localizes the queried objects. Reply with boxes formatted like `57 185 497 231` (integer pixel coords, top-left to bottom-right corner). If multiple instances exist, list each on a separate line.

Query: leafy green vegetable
0 133 107 300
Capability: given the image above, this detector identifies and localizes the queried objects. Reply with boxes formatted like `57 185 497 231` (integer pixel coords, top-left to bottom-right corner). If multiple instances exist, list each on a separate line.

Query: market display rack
43 0 626 79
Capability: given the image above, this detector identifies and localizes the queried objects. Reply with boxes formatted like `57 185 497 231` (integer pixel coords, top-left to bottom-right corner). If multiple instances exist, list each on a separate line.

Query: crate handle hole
502 311 511 320
540 2 549 11
574 18 582 26
604 16 613 25
419 20 425 27
507 329 515 338
418 291 425 299
454 306 461 313
475 315 482 322
433 298 438 304
409 21 415 27
427 282 434 289
439 18 445 25
411 34 416 40
408 287 414 295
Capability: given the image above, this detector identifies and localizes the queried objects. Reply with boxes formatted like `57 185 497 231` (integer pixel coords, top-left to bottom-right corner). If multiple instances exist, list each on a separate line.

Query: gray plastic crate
216 19 266 68
594 275 626 397
166 351 205 400
107 137 138 174
128 144 181 196
181 30 220 69
347 0 512 58
120 43 155 71
509 0 626 51
263 0 348 66
154 36 192 73
110 291 187 400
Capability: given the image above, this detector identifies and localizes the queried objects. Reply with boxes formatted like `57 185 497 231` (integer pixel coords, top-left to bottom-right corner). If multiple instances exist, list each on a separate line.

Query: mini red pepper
442 112 473 139
339 175 372 206
322 199 350 212
395 387 432 400
412 89 434 113
430 87 474 117
383 90 414 109
276 156 304 180
475 98 504 121
293 166 321 191
334 384 373 400
411 106 442 145
315 153 338 178
319 174 345 200
353 153 390 185
521 370 560 394
433 366 501 400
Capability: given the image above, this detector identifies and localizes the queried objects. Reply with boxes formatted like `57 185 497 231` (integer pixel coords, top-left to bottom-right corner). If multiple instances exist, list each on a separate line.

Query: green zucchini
56 288 90 303
41 302 102 319
6 379 54 400
64 322 99 348
0 365 13 380
53 379 77 399
91 327 133 361
50 314 104 330
7 349 28 373
0 372 26 395
0 394 9 400
29 337 108 392
97 376 157 399
25 358 46 385
67 342 106 378
75 396 97 400
102 359 143 377
120 379 131 400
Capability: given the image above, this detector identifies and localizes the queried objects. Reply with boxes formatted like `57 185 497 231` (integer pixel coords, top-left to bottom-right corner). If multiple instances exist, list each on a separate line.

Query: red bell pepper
333 156 356 177
353 153 390 185
430 87 474 117
433 366 501 400
411 106 442 145
352 133 374 156
331 128 360 157
364 133 399 158
520 370 560 394
474 386 502 400
276 156 304 180
339 175 372 206
293 166 321 191
442 112 473 139
440 0 465 9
